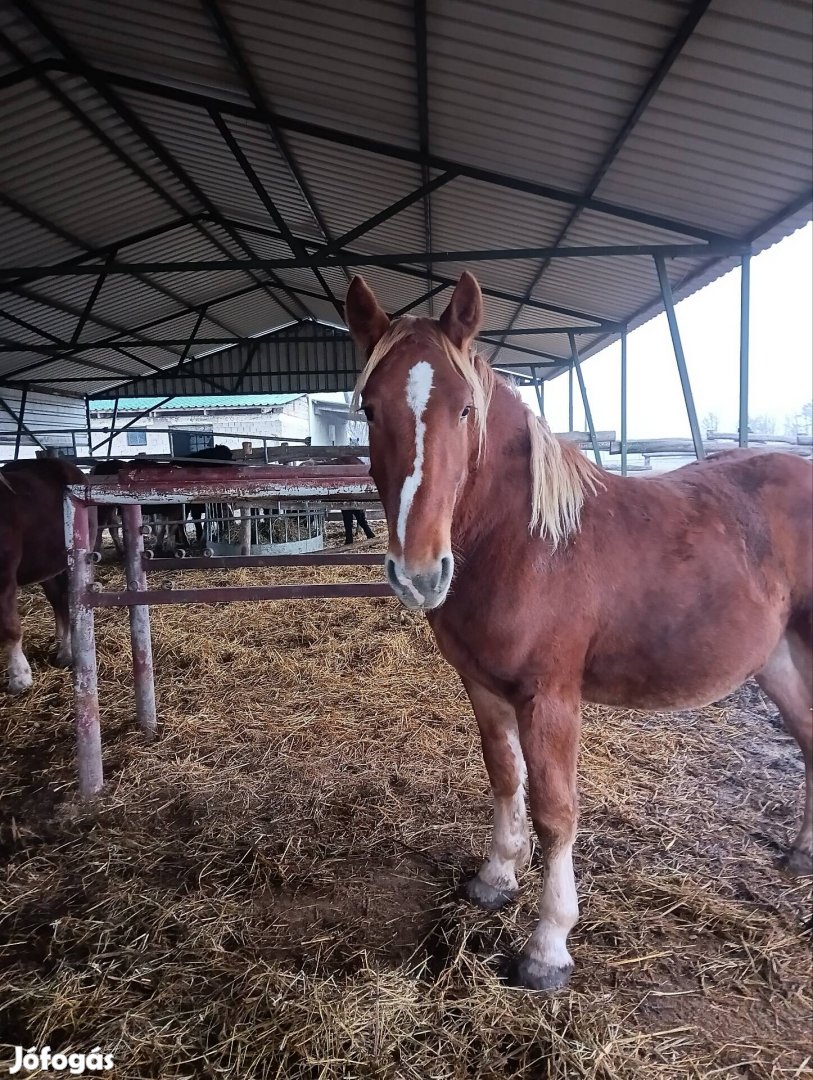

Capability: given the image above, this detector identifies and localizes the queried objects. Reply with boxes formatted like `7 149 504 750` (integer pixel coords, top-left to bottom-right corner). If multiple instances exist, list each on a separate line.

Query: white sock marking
480 727 530 890
7 640 33 694
396 361 434 550
527 840 578 970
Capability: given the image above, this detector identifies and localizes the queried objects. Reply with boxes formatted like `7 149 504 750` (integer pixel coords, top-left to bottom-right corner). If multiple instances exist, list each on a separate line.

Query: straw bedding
1 532 811 1079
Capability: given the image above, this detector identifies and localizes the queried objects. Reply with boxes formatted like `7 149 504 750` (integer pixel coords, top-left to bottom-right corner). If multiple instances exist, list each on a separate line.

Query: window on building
127 429 148 446
171 428 214 457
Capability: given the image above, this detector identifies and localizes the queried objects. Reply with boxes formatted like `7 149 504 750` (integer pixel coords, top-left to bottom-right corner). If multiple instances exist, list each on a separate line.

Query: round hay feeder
205 501 326 555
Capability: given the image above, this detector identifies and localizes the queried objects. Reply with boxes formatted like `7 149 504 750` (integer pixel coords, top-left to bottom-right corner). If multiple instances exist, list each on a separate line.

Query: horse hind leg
756 630 813 876
461 677 531 910
41 572 71 668
0 577 32 695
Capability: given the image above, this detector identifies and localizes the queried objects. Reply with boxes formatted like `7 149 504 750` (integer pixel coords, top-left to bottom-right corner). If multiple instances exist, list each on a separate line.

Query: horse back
672 450 812 612
0 458 85 585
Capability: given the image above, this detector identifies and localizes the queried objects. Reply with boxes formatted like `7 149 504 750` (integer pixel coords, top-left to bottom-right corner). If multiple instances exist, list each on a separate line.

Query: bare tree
701 411 719 437
749 413 776 436
784 401 813 437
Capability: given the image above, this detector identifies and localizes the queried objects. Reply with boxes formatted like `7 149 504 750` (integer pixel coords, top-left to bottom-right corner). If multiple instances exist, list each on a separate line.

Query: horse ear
439 271 483 350
345 276 390 357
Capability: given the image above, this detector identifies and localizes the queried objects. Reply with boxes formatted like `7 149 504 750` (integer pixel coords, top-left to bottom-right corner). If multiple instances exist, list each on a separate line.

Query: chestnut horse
345 271 813 992
1 458 85 693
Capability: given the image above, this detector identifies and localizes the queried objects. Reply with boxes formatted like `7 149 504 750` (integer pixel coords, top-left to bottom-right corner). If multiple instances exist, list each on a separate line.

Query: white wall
90 400 311 458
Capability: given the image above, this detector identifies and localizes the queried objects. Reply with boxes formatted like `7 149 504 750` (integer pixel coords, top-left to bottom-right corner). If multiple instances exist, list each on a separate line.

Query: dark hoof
784 848 813 877
509 955 573 992
463 876 517 911
52 654 72 669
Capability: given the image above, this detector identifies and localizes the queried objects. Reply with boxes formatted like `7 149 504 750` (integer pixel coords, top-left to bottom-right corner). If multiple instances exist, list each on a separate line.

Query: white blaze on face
396 360 434 550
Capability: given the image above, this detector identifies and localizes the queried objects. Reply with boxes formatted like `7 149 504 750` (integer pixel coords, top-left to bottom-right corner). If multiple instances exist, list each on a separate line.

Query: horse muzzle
385 553 454 610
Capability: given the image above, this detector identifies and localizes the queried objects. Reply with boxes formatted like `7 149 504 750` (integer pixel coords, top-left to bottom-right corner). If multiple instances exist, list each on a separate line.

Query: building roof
0 0 810 399
89 393 304 412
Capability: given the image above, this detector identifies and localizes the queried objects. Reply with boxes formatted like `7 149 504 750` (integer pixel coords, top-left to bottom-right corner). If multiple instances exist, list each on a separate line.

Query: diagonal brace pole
653 256 704 459
569 333 602 466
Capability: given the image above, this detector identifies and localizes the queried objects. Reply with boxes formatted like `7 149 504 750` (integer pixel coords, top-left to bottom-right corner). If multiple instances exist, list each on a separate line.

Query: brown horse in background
345 271 813 992
1 458 85 693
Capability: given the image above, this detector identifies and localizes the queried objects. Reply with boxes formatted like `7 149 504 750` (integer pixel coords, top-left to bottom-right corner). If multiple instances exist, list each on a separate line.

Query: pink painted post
64 494 104 796
121 503 157 736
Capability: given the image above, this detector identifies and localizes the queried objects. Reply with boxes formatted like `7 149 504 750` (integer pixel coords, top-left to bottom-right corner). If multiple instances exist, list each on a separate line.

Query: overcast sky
529 222 812 438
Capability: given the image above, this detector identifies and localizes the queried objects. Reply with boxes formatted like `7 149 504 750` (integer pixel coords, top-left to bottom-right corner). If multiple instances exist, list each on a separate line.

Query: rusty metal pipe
64 494 104 797
121 504 158 736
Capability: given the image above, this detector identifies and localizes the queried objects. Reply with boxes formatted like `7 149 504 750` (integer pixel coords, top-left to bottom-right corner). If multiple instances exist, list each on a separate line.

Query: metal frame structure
64 464 388 795
1 0 808 454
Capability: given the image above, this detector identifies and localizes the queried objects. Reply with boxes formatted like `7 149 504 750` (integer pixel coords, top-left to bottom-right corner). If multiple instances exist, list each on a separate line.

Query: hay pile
1 535 811 1079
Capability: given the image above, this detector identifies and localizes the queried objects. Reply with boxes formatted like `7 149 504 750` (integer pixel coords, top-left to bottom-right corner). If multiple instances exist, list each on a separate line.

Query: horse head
346 271 490 611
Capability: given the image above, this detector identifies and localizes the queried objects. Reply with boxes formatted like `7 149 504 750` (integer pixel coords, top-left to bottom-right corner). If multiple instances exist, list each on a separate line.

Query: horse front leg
462 677 530 909
1 577 31 694
513 688 581 992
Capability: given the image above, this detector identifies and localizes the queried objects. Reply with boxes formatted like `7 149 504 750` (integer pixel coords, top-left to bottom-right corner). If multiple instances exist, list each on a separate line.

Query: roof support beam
7 2 308 324
653 256 704 460
207 108 341 319
0 194 245 373
216 216 617 325
200 0 351 313
392 281 450 317
0 392 46 450
310 171 458 259
414 0 434 312
0 239 748 279
0 324 614 352
569 334 602 467
488 0 713 364
70 254 113 346
35 61 734 244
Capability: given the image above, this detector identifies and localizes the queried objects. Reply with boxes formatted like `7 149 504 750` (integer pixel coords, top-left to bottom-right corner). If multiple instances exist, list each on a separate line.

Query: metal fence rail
65 466 388 797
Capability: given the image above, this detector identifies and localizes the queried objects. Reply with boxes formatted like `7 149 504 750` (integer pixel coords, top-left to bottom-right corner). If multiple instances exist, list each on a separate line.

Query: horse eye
460 405 472 419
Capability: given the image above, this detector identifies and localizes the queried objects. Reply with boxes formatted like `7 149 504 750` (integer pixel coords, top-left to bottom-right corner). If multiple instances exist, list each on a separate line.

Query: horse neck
453 377 536 548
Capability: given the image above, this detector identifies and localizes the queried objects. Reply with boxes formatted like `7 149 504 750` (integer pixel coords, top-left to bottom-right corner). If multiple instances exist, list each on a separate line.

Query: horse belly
582 617 781 711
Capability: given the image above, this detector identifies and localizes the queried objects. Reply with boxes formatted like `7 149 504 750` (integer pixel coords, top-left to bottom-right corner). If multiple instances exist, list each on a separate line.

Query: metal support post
532 366 545 416
653 255 705 459
620 329 628 476
568 364 574 432
121 504 158 736
13 387 27 459
738 252 751 447
107 396 119 458
85 396 92 459
569 334 602 466
64 493 104 796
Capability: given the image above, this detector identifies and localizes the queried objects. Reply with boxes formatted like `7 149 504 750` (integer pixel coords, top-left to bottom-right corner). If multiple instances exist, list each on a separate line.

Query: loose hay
1 536 811 1079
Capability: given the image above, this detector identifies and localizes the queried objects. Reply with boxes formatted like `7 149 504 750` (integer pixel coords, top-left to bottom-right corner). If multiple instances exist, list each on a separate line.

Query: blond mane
526 411 604 548
352 317 602 547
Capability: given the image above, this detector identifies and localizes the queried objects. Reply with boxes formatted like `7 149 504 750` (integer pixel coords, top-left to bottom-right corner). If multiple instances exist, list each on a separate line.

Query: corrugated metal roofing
0 0 810 404
90 392 303 411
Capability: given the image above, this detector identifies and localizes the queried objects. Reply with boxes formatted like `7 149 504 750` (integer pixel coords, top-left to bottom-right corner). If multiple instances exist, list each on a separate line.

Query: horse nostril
386 557 400 589
440 555 453 586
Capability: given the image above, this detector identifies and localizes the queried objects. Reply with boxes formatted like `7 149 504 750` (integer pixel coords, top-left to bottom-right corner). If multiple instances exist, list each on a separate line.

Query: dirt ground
1 532 811 1079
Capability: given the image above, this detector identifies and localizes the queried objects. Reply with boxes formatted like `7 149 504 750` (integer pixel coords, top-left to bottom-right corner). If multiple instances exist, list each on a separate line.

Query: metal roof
89 392 304 411
0 0 810 401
